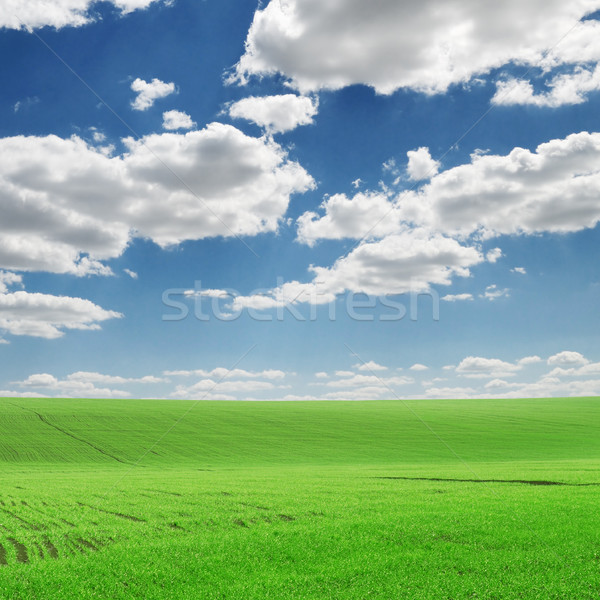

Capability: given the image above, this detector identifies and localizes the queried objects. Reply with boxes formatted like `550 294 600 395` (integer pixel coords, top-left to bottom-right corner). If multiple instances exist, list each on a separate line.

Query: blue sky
1 0 600 400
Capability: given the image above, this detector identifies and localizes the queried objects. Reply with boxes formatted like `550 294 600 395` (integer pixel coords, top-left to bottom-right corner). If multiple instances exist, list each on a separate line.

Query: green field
0 397 599 599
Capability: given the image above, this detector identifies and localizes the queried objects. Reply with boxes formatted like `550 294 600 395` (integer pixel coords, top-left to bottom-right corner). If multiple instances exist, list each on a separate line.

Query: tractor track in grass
42 537 58 559
373 476 600 486
10 404 129 465
7 538 28 563
77 502 146 523
0 508 43 531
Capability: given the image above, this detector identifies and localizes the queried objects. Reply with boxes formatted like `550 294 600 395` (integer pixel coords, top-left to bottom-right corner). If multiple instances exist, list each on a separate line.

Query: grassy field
0 397 599 599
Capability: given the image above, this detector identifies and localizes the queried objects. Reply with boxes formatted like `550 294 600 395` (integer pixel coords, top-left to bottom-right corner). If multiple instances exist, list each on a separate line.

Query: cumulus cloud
65 371 165 384
171 374 282 399
423 386 477 399
547 350 589 366
455 356 522 379
486 248 503 263
406 147 440 181
518 355 542 366
164 367 286 379
441 293 473 302
162 110 196 131
402 131 600 237
409 363 428 371
17 373 130 398
512 267 527 275
0 390 47 398
0 291 121 339
324 373 413 389
228 94 318 134
309 230 483 296
548 362 600 377
440 375 600 399
0 271 23 293
480 285 510 301
130 78 176 111
322 386 391 401
232 0 600 95
300 131 600 247
13 369 166 398
354 361 387 372
0 0 163 30
492 64 600 108
230 230 483 310
0 126 313 274
297 192 401 246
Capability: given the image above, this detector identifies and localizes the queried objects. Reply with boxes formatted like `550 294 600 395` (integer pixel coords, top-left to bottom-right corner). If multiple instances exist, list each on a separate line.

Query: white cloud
484 379 515 390
162 110 196 131
354 361 387 372
441 293 473 302
486 248 503 263
512 267 527 275
297 131 600 245
323 386 391 401
334 371 355 378
455 356 522 379
425 373 600 399
492 64 600 108
0 271 23 293
0 126 313 274
17 373 130 398
406 147 440 181
409 363 428 371
281 394 320 401
325 373 413 388
232 230 483 309
89 128 106 143
228 94 318 134
164 367 286 380
65 371 165 385
123 268 138 279
232 1 600 95
401 131 600 238
0 390 47 398
0 0 163 30
424 386 477 399
314 371 329 378
297 192 401 246
518 355 542 366
130 78 176 111
547 350 589 367
0 291 121 339
171 376 278 399
480 285 510 301
469 375 600 399
307 231 483 296
548 362 600 377
171 390 237 401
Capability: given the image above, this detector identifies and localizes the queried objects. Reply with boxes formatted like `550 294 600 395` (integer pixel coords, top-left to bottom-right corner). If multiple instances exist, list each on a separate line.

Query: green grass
0 397 599 598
